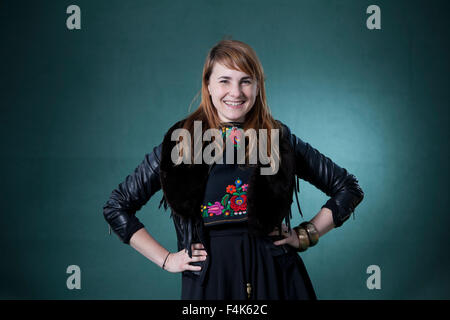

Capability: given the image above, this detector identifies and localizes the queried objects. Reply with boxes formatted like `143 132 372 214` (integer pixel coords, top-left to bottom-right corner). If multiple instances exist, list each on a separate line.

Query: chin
217 104 252 122
223 113 246 122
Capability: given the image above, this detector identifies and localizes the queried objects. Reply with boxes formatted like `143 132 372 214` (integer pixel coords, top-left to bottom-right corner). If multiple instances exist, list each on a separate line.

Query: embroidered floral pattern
226 185 236 194
222 126 242 148
207 202 224 215
230 194 247 211
201 178 249 218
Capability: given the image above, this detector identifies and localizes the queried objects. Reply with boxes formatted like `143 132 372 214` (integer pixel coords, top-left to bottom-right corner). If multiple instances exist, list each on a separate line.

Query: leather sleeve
103 144 162 244
283 124 364 227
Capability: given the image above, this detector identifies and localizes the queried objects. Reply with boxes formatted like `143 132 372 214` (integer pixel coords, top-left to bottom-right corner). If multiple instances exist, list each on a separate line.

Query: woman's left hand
267 223 300 249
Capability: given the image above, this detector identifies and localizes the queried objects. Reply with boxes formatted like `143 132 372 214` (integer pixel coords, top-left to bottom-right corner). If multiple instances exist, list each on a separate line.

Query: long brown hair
177 39 281 166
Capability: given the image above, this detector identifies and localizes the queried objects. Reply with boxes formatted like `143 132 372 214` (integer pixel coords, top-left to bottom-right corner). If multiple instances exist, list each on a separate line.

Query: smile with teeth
224 100 245 106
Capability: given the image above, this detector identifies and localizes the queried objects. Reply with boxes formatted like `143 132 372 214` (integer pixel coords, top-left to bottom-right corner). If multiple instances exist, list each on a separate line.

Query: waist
206 221 250 237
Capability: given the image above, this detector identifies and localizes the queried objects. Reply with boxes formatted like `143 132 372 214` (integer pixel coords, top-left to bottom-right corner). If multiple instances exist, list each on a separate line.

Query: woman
103 39 364 300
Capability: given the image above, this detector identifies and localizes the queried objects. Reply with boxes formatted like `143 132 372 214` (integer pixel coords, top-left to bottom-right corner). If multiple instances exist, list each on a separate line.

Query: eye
219 79 252 84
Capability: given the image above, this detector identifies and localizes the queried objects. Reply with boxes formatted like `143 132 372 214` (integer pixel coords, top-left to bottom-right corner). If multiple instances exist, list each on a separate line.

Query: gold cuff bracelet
293 226 310 252
300 222 320 247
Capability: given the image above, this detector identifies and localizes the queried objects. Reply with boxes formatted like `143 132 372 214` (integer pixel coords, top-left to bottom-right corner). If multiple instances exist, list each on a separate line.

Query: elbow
103 196 119 224
102 195 127 240
357 187 364 206
102 197 145 245
349 174 364 207
326 173 364 228
102 188 132 221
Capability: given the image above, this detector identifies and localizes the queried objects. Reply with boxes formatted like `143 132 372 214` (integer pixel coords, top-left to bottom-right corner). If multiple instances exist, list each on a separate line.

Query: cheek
211 88 226 102
247 86 258 101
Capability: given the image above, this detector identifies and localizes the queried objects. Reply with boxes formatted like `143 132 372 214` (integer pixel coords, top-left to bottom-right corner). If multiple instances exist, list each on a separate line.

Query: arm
129 228 207 273
129 228 171 268
310 207 335 237
102 143 207 272
272 125 364 248
286 126 364 229
272 207 335 248
102 144 162 244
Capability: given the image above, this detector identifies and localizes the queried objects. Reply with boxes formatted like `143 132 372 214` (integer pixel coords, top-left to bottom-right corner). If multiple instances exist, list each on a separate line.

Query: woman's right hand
163 243 208 273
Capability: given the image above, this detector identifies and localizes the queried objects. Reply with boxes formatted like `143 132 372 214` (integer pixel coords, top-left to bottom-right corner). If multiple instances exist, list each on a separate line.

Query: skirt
181 221 317 300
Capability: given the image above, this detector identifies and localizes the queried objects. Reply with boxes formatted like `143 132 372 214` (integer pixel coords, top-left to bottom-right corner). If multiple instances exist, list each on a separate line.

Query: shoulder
274 119 293 139
166 118 187 133
162 118 188 141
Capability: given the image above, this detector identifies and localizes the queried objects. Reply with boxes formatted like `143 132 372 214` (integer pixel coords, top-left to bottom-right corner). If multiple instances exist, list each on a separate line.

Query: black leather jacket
103 122 364 280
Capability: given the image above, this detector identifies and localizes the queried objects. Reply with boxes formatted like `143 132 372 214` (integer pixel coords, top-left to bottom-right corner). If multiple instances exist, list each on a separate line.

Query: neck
220 121 244 126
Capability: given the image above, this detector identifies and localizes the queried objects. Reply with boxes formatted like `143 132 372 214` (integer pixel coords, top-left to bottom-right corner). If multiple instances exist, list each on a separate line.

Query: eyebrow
218 76 252 80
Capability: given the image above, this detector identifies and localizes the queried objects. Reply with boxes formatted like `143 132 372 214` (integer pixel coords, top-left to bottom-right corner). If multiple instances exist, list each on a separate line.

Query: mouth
223 100 246 108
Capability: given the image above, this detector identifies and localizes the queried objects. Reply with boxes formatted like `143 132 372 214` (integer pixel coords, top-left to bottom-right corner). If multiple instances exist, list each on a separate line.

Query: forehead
211 62 250 78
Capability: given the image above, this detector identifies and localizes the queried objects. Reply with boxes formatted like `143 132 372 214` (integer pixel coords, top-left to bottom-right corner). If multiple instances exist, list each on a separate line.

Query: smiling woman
103 39 365 300
207 62 258 123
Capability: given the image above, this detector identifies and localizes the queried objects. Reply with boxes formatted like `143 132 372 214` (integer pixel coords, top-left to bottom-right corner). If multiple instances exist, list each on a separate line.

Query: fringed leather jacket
103 120 364 282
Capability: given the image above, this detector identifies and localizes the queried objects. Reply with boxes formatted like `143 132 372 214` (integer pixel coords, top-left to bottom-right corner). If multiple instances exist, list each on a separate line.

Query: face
207 62 258 123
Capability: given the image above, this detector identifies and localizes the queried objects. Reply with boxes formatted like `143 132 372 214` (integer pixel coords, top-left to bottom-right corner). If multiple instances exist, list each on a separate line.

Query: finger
277 230 290 237
274 238 288 246
268 225 291 235
191 243 205 250
191 255 207 262
185 264 202 271
192 249 208 256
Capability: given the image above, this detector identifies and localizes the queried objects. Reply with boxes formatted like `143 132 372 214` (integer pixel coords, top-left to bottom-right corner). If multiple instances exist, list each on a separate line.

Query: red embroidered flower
226 185 236 194
230 195 247 211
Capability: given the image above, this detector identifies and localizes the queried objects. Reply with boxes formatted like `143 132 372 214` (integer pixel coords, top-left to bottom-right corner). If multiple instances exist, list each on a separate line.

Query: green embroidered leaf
221 194 230 206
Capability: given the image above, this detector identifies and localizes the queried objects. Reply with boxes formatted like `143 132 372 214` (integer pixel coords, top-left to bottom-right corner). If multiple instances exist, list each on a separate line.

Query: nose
229 82 243 98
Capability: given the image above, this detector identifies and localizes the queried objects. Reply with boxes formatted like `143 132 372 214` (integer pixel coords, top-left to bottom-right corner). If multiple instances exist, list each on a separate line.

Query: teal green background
1 0 449 299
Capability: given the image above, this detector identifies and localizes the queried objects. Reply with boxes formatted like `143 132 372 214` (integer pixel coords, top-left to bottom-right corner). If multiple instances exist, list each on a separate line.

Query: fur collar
159 120 296 236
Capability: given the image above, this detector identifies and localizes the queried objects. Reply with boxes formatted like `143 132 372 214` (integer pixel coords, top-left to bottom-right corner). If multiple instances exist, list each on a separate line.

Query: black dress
181 123 317 300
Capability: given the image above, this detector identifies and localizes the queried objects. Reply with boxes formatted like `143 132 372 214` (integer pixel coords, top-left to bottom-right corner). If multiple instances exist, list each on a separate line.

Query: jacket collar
159 120 296 236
